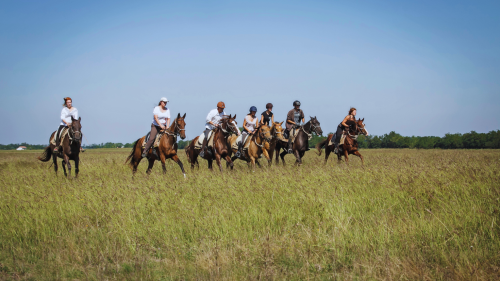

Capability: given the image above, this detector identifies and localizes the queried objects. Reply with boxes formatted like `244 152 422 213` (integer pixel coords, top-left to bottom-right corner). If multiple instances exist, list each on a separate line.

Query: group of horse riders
52 97 360 157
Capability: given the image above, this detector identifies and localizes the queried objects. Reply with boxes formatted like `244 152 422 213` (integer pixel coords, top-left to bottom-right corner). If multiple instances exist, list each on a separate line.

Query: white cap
160 97 168 102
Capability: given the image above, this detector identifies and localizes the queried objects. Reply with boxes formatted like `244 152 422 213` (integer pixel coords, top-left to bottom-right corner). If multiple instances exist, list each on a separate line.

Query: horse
263 121 285 166
185 115 239 172
37 117 83 177
276 117 323 166
125 113 187 177
228 124 273 170
315 118 368 164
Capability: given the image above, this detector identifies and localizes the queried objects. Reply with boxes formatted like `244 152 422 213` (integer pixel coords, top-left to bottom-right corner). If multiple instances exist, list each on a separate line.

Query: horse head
272 121 285 141
257 124 272 142
309 116 323 136
221 114 239 135
70 116 82 143
356 118 369 136
174 113 187 140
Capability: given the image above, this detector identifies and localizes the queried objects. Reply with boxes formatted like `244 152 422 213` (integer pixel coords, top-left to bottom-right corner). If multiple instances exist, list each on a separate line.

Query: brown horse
263 121 286 166
316 118 368 164
228 124 273 170
38 117 83 177
185 115 239 172
125 113 187 177
277 117 323 166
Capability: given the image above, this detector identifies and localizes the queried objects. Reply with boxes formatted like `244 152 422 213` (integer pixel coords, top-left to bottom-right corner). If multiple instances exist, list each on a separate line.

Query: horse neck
302 121 312 133
167 118 177 134
253 128 264 144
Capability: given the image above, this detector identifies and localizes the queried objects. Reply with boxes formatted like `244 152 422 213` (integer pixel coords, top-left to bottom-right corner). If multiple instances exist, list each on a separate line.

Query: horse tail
185 140 193 163
37 146 52 162
315 137 329 156
125 138 141 166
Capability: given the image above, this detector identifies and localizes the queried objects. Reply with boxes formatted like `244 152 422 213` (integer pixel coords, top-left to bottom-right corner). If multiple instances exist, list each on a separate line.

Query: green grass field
0 148 499 280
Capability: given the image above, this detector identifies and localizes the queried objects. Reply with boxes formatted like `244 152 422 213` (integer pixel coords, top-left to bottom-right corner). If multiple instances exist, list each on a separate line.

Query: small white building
16 146 27 151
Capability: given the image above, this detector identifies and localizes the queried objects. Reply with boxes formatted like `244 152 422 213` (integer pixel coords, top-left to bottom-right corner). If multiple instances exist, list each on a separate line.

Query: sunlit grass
0 148 499 280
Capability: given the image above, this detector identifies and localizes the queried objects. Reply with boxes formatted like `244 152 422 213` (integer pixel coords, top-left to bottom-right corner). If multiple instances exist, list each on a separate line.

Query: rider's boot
199 139 208 158
235 142 243 158
141 148 148 158
334 143 339 154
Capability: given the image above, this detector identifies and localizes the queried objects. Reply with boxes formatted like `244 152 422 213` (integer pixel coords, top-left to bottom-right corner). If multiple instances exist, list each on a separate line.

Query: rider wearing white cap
142 97 171 158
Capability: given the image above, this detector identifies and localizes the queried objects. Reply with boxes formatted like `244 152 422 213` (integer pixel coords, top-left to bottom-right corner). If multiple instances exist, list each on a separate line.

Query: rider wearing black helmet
285 100 305 154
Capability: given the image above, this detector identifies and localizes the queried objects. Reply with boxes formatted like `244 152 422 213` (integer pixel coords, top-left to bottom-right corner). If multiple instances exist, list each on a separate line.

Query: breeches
335 125 343 143
144 124 162 151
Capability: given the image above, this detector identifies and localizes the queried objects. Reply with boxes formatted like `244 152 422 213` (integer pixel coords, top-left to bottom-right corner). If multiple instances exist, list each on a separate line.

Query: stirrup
141 151 147 158
199 150 205 157
287 149 293 154
54 147 59 152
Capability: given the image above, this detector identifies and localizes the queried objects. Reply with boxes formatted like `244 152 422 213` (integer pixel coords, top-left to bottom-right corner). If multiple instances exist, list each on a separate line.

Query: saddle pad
194 131 214 150
231 134 252 150
340 134 346 145
50 128 69 146
142 132 163 149
328 133 336 146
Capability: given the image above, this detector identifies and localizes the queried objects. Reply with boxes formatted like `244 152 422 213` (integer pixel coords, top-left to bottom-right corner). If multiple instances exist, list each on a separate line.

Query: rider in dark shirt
285 100 305 154
335 107 356 153
260 103 274 126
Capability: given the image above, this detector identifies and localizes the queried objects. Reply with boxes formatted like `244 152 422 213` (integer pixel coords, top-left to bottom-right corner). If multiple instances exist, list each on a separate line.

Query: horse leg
146 158 155 174
280 149 287 166
274 143 281 164
74 155 80 178
52 153 58 175
325 146 332 164
225 155 234 170
62 160 67 177
160 156 167 175
353 151 364 165
208 159 213 171
293 150 301 166
215 154 223 173
255 159 262 168
344 150 349 164
171 154 186 178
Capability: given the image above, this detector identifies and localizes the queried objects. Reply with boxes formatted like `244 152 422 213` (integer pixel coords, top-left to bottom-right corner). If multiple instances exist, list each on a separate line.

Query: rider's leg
199 129 211 157
334 125 343 153
142 124 159 158
235 132 247 157
54 125 65 152
287 128 294 153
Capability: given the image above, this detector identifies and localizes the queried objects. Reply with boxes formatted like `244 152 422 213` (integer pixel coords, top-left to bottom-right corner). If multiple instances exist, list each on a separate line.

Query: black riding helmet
293 100 301 106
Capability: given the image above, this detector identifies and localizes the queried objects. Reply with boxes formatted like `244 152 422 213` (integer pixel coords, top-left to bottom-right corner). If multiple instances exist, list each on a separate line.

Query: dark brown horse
316 118 368 164
276 117 323 166
125 113 187 177
38 117 83 177
185 115 239 172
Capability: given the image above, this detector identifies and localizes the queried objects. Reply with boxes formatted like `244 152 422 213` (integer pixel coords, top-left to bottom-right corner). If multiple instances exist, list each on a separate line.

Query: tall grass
0 149 499 280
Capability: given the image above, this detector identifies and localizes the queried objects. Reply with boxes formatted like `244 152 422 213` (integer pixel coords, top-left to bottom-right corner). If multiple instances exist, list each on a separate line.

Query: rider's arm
61 108 70 126
154 115 165 129
271 114 274 124
243 118 249 132
206 110 216 127
260 114 265 125
166 118 170 129
341 115 350 127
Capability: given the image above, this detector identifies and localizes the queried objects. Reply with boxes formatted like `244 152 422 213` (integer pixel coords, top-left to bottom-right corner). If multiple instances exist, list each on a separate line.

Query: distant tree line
2 130 499 150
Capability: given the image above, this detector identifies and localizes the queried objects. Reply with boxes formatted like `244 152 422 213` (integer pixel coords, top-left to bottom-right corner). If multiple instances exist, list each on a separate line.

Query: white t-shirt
152 106 171 126
244 115 257 132
60 107 78 126
205 108 226 130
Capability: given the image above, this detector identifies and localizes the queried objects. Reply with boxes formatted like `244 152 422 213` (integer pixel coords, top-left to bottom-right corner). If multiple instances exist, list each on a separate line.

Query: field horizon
1 148 499 280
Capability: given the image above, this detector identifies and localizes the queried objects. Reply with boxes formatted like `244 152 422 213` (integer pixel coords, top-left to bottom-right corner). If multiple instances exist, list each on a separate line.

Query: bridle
253 126 272 148
163 118 186 139
271 124 285 141
68 124 82 144
218 118 238 136
302 119 323 138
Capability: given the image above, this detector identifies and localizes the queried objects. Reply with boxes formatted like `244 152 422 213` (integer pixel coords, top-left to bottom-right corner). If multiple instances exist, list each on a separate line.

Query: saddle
328 132 347 146
141 131 163 150
230 134 252 151
194 130 215 150
50 127 69 146
285 126 312 143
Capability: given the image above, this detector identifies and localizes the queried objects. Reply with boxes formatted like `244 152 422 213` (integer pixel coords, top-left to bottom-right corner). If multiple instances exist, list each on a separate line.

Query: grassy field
0 148 499 280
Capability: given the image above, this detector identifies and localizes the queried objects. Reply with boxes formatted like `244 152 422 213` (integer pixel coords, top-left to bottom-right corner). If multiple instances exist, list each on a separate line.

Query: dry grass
0 148 499 280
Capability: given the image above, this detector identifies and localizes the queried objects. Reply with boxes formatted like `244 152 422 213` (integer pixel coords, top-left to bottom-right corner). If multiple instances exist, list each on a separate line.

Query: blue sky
1 0 499 144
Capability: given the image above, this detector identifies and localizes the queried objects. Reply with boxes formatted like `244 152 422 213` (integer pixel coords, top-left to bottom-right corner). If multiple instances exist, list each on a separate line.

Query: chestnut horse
38 117 83 177
185 115 239 172
228 124 273 170
277 117 323 166
316 118 368 164
125 113 187 177
263 121 285 166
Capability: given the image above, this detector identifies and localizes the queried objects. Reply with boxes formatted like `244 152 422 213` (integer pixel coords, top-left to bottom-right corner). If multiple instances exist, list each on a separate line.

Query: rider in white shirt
142 97 171 158
199 101 240 157
54 97 79 152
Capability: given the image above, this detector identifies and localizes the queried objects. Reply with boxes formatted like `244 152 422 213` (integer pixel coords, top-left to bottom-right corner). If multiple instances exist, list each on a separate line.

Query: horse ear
79 117 81 121
183 113 186 119
233 114 236 119
279 121 284 126
362 118 364 121
177 113 181 118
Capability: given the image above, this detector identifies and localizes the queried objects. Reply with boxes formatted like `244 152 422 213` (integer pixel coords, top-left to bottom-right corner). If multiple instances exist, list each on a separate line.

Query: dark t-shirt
286 109 304 130
261 111 273 126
